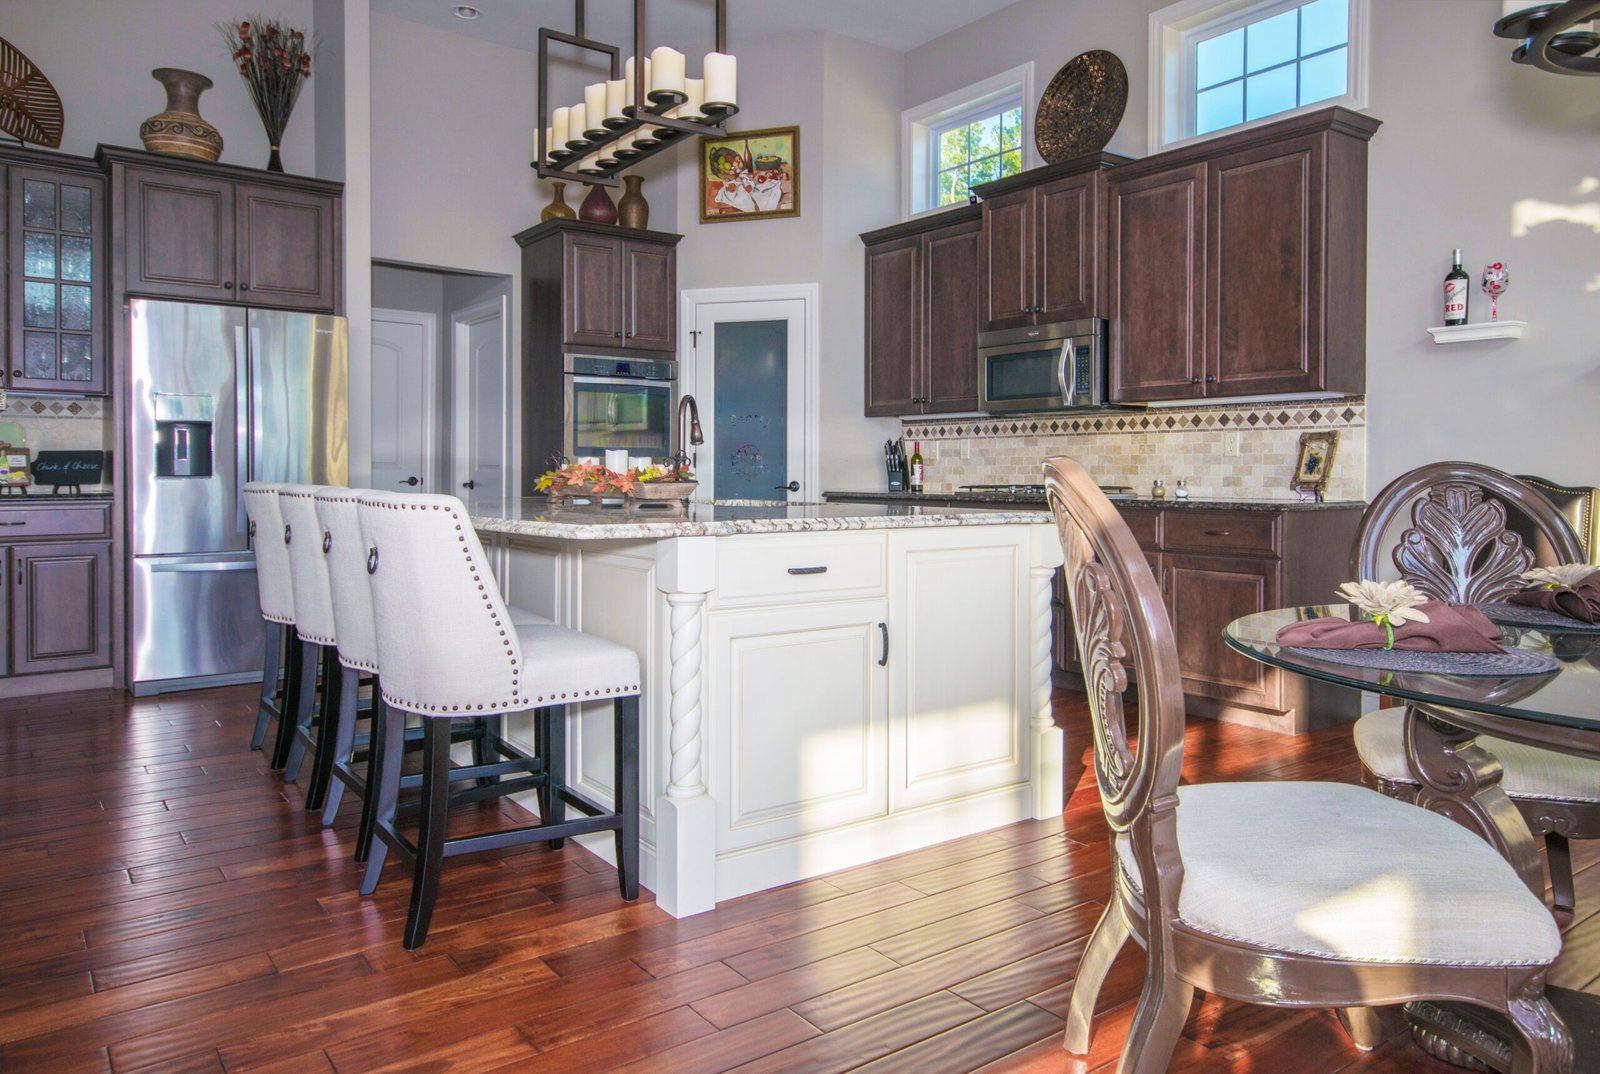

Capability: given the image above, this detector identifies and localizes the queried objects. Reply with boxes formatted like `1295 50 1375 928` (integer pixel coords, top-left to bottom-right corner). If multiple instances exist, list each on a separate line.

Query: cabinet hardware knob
224 282 233 290
1191 376 1201 384
1205 374 1217 383
10 369 19 378
878 621 889 666
240 282 250 291
614 331 623 338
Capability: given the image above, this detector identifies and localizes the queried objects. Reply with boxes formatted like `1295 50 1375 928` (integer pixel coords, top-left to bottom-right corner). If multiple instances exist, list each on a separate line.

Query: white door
370 308 435 493
451 298 508 515
682 291 816 502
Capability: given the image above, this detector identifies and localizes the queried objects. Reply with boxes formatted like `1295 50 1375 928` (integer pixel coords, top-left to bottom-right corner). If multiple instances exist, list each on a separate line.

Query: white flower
1521 563 1594 589
1337 579 1431 626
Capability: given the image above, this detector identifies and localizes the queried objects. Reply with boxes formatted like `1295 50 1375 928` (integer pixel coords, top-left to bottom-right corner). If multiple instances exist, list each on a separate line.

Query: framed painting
699 126 800 223
1290 430 1338 499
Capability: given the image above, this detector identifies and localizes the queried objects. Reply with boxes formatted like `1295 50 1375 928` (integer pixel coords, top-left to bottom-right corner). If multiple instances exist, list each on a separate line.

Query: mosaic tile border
904 396 1365 441
3 397 107 419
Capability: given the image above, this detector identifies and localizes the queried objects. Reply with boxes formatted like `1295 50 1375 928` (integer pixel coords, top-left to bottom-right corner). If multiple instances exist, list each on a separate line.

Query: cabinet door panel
1036 173 1096 322
863 235 922 417
979 190 1035 332
13 541 112 675
563 234 623 348
235 184 338 311
0 547 8 677
126 169 236 301
923 218 981 413
8 167 107 394
1164 552 1276 706
710 600 889 851
1209 135 1323 395
1107 164 1206 402
622 240 676 352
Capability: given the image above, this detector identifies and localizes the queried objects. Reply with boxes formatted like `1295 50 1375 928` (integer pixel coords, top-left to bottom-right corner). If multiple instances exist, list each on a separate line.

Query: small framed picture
699 125 800 223
1291 431 1338 498
0 449 30 488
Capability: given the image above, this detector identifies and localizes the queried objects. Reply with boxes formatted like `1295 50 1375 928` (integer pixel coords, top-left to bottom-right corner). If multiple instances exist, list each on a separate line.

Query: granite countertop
0 490 113 503
823 490 1366 513
473 498 1052 540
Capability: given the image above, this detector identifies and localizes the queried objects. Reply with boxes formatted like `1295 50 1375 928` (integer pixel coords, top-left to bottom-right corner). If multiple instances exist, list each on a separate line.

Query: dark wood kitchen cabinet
1105 107 1378 403
553 225 677 354
0 500 113 687
861 206 981 417
972 153 1125 333
2 149 109 394
101 146 342 313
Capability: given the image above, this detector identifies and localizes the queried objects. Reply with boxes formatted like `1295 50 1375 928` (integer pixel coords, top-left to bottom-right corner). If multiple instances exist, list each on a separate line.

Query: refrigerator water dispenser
154 394 215 479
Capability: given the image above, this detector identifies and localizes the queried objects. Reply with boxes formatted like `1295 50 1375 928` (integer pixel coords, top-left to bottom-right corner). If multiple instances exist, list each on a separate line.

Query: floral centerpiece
219 16 313 172
1337 579 1429 650
627 462 697 503
536 460 637 498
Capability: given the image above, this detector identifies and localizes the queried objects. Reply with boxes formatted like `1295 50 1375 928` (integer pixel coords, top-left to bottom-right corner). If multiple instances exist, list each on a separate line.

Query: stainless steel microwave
978 318 1112 413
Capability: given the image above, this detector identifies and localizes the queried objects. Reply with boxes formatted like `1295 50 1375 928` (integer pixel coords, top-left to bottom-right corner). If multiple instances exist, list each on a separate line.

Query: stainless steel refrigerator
128 299 348 695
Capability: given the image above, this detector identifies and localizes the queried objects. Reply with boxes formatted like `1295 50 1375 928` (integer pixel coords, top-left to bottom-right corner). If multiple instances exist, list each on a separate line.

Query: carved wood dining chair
1352 462 1600 922
1044 456 1568 1074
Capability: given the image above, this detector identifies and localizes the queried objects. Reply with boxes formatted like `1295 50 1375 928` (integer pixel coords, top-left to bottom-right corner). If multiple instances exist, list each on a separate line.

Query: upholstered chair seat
1114 781 1561 967
276 485 347 801
242 483 298 763
1355 712 1600 805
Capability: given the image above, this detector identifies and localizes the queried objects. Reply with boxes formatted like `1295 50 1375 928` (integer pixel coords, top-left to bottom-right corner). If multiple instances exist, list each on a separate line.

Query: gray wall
7 0 318 171
904 0 1600 491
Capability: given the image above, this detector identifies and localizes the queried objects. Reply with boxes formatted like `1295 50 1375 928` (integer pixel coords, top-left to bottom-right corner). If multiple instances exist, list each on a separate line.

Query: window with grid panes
1192 0 1350 136
933 104 1023 208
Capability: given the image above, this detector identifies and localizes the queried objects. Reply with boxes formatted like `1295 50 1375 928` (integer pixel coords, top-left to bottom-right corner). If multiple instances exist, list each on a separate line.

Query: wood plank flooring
0 684 1594 1073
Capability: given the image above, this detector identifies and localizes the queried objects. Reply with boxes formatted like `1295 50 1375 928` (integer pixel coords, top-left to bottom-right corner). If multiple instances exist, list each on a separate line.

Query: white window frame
1148 0 1369 154
901 63 1036 221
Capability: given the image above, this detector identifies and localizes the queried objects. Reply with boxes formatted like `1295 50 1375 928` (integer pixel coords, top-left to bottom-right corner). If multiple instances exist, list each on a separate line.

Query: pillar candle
625 56 652 107
584 83 606 129
682 77 705 119
551 106 570 147
605 78 627 120
650 46 686 94
568 102 587 139
703 51 736 106
542 126 553 163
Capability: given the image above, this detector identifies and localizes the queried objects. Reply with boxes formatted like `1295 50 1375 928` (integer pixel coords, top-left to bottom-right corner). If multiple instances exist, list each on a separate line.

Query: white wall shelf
1427 320 1527 344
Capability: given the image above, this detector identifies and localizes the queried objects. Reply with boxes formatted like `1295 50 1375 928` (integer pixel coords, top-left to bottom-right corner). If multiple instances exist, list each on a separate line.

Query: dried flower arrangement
218 16 312 172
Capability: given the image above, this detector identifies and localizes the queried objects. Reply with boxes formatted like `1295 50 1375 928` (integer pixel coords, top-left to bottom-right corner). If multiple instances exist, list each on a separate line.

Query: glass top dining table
1224 603 1600 737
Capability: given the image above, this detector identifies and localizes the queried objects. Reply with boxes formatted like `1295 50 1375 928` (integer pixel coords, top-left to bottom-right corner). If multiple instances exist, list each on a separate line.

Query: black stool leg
353 690 385 863
543 706 567 850
359 703 406 895
251 622 283 751
471 715 502 789
404 718 453 950
613 696 640 901
282 639 321 781
313 662 357 820
269 634 307 770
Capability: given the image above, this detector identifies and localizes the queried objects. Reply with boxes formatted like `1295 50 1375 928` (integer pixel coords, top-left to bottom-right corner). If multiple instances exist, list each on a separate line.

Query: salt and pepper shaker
1151 478 1167 501
1174 478 1190 501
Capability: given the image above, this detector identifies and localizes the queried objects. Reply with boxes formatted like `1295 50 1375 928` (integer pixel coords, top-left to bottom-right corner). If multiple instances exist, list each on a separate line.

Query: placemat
1281 646 1559 677
1477 601 1600 635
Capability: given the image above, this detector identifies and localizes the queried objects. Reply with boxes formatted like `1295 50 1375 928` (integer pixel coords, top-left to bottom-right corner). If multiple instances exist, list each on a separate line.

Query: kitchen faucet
674 394 704 478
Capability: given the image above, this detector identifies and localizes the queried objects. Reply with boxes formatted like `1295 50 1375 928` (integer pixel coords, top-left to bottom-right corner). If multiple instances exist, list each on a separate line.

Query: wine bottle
1443 248 1469 327
909 441 924 494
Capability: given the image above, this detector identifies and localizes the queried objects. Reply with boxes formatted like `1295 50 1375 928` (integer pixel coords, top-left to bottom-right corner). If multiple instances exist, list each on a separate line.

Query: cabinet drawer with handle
715 535 887 605
0 503 113 541
1160 511 1279 557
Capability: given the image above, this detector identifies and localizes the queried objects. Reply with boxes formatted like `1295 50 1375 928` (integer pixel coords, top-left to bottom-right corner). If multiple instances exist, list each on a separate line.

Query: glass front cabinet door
7 165 107 395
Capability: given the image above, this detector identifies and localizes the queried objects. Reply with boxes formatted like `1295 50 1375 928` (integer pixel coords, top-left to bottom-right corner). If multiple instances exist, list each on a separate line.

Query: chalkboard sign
31 450 105 489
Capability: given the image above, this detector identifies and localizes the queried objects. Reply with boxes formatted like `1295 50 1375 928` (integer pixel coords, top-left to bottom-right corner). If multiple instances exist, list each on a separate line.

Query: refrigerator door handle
148 559 257 573
235 325 250 540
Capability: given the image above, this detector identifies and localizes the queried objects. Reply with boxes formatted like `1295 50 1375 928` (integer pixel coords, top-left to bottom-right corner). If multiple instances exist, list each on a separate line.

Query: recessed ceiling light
452 5 482 19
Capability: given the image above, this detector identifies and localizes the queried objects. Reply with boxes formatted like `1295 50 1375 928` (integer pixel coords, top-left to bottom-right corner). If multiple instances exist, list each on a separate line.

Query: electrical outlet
959 439 971 459
1223 431 1242 457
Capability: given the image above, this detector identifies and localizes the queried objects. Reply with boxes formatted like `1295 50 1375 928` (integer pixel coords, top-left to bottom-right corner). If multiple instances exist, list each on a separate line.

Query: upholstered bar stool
277 485 348 810
242 483 300 767
356 491 641 949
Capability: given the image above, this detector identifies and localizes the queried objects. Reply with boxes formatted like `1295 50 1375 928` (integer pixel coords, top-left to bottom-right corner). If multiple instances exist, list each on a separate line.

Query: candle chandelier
1494 1 1600 75
534 0 739 188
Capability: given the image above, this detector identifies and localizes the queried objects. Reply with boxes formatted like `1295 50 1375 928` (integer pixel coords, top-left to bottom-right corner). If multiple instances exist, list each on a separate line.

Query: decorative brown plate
1035 50 1127 164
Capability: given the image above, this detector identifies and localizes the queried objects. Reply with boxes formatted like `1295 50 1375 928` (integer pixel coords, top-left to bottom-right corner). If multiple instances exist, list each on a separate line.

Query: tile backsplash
902 396 1366 502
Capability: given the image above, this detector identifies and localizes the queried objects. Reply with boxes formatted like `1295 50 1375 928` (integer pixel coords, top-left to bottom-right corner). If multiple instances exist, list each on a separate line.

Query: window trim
1147 0 1369 153
901 63 1036 221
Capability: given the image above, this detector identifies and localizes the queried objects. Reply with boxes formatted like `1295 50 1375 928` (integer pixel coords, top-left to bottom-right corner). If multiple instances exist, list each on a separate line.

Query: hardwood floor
0 684 1594 1073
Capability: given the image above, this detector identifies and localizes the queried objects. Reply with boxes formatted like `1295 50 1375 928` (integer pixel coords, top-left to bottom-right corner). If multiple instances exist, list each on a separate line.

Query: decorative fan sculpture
0 35 64 148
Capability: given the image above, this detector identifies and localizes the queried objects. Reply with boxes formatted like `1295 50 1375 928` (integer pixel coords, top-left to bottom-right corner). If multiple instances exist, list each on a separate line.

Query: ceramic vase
579 183 618 225
139 68 223 162
617 175 649 229
541 181 577 221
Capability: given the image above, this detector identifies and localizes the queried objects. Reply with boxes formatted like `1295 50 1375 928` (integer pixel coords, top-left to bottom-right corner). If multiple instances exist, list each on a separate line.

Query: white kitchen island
472 499 1065 918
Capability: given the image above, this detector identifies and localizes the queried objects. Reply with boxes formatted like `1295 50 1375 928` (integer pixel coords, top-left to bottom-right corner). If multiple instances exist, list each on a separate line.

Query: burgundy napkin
1508 571 1600 624
1276 600 1502 653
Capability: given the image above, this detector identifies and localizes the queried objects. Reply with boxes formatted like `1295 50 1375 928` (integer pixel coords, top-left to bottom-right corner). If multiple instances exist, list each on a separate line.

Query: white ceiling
370 0 1021 55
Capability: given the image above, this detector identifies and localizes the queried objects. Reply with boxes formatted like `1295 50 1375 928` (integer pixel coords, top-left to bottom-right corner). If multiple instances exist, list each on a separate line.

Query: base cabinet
1161 551 1276 707
13 541 112 675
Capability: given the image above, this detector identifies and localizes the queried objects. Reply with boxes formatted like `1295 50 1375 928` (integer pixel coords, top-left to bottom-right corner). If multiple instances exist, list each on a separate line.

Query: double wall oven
563 354 675 462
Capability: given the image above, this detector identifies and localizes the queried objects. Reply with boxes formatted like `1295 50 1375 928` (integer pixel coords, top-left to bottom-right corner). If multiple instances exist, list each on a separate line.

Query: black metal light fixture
533 0 739 188
1494 1 1600 75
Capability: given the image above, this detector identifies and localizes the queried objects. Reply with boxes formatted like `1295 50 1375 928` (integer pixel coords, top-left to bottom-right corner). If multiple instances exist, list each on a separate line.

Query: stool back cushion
242 483 294 625
278 485 338 645
314 487 379 673
356 491 525 715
